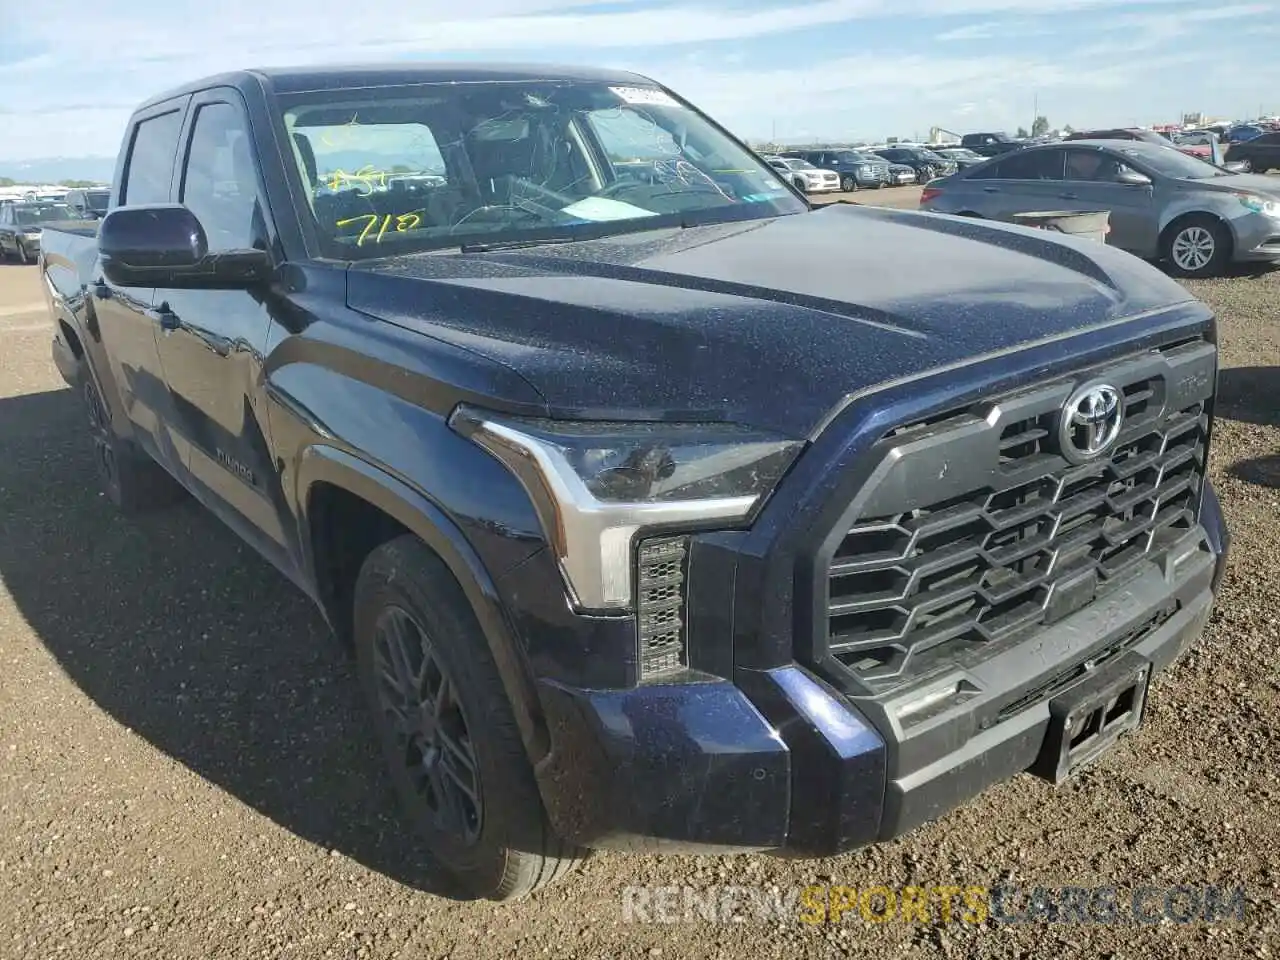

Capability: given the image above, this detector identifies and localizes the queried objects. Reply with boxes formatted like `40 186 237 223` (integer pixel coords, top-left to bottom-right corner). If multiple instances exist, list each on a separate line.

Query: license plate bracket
1030 652 1151 784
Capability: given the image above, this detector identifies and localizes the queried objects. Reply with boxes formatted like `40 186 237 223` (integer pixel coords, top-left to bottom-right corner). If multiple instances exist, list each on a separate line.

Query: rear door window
993 149 1064 180
122 109 185 204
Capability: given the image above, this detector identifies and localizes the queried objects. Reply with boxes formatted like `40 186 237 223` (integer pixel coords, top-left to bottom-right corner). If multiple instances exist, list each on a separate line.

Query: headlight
1236 193 1280 216
450 406 803 611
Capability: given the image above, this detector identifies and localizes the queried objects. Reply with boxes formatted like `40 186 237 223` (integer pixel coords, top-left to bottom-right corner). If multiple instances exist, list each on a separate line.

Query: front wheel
1236 158 1252 172
840 175 857 192
1163 215 1231 278
354 535 584 900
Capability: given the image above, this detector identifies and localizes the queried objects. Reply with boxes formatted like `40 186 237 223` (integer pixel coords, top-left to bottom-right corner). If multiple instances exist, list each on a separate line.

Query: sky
1 0 1279 164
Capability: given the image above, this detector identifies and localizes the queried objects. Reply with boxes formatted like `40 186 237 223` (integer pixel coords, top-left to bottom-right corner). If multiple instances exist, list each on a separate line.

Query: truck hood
347 204 1202 438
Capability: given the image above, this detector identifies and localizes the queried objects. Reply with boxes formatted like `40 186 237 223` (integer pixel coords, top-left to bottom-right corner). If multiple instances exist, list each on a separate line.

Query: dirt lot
1 218 1278 959
809 185 923 209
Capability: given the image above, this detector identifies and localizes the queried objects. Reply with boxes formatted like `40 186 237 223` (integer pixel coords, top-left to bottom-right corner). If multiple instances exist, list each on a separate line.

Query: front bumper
1231 211 1280 262
506 309 1228 855
530 489 1227 854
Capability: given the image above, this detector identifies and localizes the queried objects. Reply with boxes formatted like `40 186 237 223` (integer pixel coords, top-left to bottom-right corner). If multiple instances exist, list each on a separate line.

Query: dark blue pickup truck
40 63 1229 901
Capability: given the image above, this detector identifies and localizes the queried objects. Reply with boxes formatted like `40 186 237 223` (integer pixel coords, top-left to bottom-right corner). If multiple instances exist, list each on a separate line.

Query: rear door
90 100 190 471
964 148 1066 219
151 88 293 565
1250 132 1280 170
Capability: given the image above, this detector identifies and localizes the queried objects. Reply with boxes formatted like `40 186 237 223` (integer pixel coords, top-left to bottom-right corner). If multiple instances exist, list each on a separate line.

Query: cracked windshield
282 81 805 256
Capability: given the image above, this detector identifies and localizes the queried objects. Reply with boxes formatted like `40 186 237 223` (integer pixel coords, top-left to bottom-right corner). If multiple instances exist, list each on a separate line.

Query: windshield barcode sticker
609 86 680 107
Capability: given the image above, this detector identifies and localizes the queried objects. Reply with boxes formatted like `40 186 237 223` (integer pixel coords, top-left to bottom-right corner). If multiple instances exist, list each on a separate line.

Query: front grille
818 339 1214 695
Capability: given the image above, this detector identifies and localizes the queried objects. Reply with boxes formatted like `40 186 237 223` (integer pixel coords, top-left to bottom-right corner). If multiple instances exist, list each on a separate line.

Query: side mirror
1114 170 1152 186
99 204 272 289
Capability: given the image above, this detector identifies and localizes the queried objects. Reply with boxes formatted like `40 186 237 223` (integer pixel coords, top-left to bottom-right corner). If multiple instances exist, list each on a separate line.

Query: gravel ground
0 237 1278 960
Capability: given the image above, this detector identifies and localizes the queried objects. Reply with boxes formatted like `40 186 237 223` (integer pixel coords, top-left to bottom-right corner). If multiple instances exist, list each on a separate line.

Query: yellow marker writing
335 212 424 247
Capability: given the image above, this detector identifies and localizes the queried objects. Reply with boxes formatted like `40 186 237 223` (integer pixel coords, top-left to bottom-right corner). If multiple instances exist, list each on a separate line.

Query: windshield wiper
459 236 583 253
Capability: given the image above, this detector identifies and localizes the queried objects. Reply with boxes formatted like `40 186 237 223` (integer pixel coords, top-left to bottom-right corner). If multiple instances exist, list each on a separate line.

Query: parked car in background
873 146 957 183
762 156 840 194
1225 124 1266 143
0 200 74 263
919 140 1280 277
1170 130 1217 161
1224 132 1280 173
779 148 890 190
875 156 919 185
1065 128 1169 145
959 132 1024 157
926 146 987 170
63 187 112 219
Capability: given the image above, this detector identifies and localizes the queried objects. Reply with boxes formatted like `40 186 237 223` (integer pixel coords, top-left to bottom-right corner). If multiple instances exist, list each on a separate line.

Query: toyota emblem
1059 382 1123 463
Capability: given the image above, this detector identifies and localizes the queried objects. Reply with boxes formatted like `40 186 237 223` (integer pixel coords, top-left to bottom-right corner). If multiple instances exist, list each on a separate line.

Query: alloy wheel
1171 226 1215 273
372 604 483 844
83 379 118 492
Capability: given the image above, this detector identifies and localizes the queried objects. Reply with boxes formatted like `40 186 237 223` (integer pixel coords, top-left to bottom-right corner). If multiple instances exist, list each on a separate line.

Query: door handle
1059 192 1079 200
91 279 112 299
145 305 181 331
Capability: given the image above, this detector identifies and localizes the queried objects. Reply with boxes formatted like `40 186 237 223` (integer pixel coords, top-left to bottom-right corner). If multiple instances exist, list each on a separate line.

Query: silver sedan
918 139 1280 277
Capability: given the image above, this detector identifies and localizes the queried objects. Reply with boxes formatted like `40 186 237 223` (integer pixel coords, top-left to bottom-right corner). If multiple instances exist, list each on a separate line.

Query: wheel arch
295 444 550 764
1159 209 1236 255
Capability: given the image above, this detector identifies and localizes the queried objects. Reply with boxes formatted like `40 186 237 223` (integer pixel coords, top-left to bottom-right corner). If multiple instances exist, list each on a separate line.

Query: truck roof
136 62 655 110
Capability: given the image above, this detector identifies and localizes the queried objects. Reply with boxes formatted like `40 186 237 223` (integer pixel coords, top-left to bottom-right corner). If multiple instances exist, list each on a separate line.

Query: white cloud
2 0 1280 159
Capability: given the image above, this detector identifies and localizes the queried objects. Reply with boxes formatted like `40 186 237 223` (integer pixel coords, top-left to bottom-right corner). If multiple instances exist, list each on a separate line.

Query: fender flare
295 444 550 764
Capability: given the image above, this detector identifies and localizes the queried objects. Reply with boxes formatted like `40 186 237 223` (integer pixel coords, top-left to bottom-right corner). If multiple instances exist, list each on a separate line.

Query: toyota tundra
39 63 1229 901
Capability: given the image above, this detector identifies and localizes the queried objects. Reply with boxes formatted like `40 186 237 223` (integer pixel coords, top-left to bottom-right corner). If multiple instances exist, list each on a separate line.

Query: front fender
1157 195 1246 246
294 444 550 764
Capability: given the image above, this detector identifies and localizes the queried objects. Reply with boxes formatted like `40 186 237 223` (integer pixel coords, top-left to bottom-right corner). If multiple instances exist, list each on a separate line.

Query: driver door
1060 149 1157 256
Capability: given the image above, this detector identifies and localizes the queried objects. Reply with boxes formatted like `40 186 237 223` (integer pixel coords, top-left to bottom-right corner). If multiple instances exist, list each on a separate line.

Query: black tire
1236 158 1252 173
1161 214 1231 278
840 175 857 192
792 176 807 194
353 534 583 901
80 368 184 513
